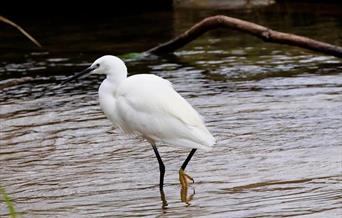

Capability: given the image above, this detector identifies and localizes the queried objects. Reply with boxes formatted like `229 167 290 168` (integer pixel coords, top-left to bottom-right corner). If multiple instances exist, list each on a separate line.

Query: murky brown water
1 2 342 217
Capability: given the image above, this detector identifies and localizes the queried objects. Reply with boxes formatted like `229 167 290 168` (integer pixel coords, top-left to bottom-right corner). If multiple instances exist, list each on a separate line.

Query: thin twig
0 15 42 48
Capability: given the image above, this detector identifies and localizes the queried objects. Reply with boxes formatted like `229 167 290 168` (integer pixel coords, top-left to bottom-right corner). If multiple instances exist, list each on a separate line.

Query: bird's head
91 55 127 76
61 55 127 85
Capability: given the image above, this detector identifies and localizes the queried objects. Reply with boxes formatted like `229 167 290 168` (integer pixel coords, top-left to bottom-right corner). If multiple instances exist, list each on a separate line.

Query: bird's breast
99 79 119 125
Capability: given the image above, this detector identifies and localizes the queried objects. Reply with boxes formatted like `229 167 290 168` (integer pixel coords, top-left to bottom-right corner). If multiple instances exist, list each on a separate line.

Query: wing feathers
115 74 215 149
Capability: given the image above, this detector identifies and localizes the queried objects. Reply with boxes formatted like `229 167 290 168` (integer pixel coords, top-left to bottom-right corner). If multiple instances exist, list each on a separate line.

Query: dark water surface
1 3 342 217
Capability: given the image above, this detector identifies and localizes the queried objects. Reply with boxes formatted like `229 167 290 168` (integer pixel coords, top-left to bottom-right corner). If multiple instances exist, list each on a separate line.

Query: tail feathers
188 126 215 151
163 137 214 151
160 125 215 151
199 133 215 151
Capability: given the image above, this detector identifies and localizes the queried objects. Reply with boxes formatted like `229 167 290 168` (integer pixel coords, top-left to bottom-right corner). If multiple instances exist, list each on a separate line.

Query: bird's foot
179 169 195 205
179 169 194 188
159 188 168 209
180 185 195 205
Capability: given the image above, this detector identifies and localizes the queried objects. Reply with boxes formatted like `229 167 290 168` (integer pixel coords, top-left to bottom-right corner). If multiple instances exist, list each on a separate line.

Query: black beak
60 65 97 86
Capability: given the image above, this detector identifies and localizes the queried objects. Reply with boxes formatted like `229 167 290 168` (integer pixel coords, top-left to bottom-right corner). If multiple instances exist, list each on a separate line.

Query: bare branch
0 16 42 48
147 15 342 58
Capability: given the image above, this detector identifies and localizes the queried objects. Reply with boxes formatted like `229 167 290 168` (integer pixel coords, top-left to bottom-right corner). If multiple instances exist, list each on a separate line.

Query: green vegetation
0 186 17 218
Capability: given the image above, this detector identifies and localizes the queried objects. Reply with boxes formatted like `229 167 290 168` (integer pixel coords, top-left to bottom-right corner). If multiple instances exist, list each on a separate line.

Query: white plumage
62 55 216 198
93 55 215 151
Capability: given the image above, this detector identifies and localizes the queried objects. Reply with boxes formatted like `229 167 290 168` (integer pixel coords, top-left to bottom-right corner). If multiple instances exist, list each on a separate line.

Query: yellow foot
179 169 194 188
180 185 195 205
179 169 195 205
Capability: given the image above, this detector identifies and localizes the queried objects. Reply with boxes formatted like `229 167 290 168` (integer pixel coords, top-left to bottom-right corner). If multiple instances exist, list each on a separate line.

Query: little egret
62 55 215 199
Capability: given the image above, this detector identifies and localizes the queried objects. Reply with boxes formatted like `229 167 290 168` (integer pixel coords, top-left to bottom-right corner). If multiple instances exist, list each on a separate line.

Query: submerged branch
147 15 342 58
0 16 42 48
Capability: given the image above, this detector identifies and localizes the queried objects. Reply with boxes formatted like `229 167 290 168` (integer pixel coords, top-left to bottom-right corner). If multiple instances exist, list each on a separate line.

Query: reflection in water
1 4 342 217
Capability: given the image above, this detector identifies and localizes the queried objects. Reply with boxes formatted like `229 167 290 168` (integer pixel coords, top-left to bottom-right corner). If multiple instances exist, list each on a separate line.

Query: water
1 3 342 217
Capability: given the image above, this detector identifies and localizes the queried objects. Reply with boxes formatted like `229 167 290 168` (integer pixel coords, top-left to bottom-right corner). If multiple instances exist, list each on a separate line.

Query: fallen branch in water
147 15 342 58
0 16 42 48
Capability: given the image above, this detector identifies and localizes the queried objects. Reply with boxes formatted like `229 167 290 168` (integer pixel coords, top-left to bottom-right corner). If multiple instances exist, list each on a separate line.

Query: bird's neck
106 71 127 87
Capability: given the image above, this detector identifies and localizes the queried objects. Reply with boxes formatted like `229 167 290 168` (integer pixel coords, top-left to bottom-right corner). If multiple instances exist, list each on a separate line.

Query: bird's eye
96 63 100 68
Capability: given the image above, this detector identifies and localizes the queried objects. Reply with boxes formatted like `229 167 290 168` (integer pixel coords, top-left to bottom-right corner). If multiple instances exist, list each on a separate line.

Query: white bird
62 55 215 198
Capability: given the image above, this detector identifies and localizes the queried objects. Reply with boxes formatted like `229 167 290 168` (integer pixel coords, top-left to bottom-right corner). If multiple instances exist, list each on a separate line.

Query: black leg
181 149 197 170
151 143 168 208
151 143 165 190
